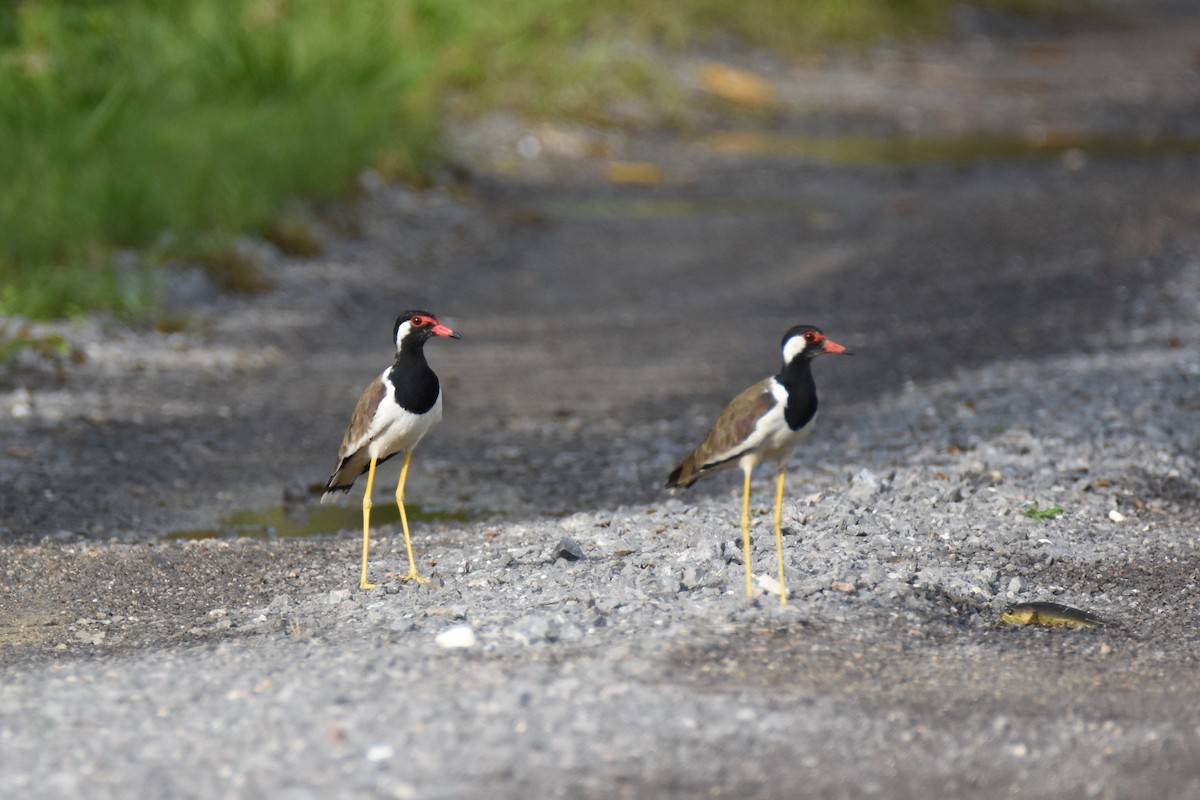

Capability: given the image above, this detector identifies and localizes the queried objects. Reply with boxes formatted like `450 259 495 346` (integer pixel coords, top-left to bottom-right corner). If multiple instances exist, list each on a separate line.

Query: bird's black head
780 325 850 366
394 310 461 352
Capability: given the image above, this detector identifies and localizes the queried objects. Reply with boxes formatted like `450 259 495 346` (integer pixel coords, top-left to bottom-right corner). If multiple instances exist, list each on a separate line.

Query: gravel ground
3 5 1200 799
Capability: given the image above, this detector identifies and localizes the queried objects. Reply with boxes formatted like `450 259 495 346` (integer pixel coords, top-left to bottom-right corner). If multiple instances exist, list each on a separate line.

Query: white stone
755 574 783 597
435 624 477 649
852 468 880 489
365 744 394 762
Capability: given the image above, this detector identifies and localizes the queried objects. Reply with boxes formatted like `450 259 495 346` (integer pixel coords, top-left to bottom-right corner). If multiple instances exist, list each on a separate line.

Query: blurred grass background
0 0 1044 319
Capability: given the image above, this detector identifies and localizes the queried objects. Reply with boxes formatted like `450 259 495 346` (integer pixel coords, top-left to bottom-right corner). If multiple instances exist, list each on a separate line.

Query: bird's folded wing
692 381 777 470
336 376 388 460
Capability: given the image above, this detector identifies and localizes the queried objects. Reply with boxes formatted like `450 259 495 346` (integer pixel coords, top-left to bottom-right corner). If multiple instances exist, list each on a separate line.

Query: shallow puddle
534 196 815 220
163 503 469 541
533 194 840 222
530 131 1200 221
701 130 1200 164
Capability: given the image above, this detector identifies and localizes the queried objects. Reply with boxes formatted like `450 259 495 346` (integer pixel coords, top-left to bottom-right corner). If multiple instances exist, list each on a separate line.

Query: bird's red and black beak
822 337 850 355
431 321 461 339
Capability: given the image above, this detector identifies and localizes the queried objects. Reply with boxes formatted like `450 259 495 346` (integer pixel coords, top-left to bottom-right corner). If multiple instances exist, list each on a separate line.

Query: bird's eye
411 316 426 327
803 331 818 343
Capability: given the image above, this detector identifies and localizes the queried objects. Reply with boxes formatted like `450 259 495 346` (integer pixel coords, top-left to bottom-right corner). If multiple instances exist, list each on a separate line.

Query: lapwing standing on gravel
666 325 850 605
322 311 460 589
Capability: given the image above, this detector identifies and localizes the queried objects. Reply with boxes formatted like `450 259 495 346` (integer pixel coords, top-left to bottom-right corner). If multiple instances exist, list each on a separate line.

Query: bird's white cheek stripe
782 335 808 364
394 320 413 351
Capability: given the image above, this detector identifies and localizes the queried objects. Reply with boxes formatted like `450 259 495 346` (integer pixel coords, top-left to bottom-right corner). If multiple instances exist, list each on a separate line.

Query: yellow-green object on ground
1002 601 1107 629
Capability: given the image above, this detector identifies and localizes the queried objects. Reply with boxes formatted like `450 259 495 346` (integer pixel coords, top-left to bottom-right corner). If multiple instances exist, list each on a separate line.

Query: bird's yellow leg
741 467 753 597
360 456 378 590
774 467 789 606
395 450 429 584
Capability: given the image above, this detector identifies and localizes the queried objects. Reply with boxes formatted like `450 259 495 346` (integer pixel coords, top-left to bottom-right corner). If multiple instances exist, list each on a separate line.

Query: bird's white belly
739 405 816 472
366 392 442 460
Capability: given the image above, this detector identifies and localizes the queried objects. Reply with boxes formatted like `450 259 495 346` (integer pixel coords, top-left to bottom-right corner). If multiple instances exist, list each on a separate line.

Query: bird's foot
399 568 430 585
360 579 378 590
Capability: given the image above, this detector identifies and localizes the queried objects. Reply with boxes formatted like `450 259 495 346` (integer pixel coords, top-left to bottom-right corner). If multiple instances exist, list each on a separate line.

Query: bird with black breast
322 310 460 589
666 324 850 605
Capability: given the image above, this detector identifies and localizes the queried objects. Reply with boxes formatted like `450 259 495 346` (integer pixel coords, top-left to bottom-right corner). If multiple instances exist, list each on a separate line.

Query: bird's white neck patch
782 334 808 365
394 320 414 351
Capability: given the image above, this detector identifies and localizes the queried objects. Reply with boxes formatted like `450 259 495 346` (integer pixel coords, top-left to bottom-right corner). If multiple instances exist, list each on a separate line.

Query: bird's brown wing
667 380 775 488
323 378 387 495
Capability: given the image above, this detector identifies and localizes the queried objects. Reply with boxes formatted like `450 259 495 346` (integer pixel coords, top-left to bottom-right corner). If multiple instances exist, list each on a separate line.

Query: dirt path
3 5 1200 798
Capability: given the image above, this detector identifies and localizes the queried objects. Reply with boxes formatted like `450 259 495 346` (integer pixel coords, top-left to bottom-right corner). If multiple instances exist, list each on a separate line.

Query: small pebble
435 624 477 650
554 538 585 561
755 574 784 597
365 744 394 763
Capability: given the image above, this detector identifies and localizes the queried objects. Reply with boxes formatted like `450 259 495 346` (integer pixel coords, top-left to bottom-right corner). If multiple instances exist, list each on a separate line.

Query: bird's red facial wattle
800 328 850 356
408 314 461 339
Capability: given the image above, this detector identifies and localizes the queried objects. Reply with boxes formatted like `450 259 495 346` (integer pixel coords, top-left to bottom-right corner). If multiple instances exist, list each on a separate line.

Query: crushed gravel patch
3 321 1198 798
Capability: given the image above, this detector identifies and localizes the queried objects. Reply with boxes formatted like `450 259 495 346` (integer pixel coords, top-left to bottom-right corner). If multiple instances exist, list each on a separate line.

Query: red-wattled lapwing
666 325 850 605
322 310 460 589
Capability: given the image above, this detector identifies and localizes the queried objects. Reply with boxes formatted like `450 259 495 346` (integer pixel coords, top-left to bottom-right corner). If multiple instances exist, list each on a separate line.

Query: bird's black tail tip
319 483 352 504
665 465 686 490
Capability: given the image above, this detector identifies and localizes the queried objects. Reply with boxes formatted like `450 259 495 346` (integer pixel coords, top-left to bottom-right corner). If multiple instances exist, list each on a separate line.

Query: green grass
1 1 442 318
0 0 1042 320
1022 501 1065 520
0 320 84 380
